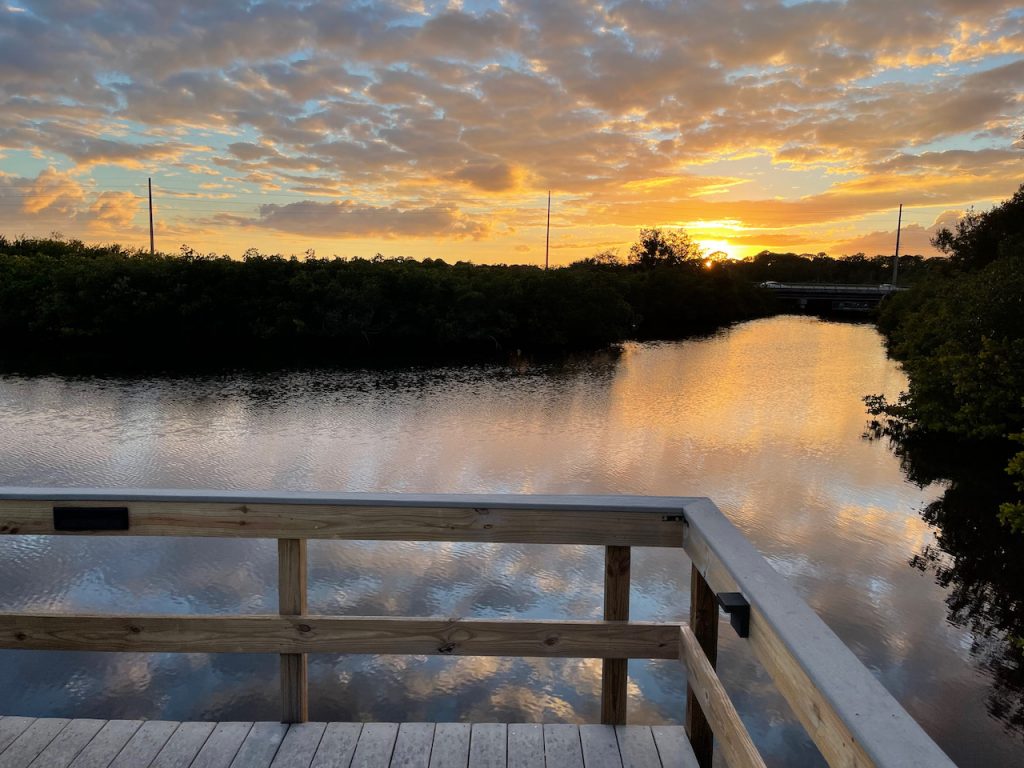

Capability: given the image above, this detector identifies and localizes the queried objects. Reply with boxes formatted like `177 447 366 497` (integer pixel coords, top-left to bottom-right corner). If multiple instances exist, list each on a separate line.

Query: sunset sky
0 0 1021 265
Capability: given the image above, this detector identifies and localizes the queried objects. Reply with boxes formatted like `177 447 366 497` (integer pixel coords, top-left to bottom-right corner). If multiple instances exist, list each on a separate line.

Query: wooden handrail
0 614 680 657
0 488 956 767
679 625 765 768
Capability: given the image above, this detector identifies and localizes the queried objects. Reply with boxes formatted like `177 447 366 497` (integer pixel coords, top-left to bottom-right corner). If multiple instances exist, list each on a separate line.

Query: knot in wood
438 641 457 654
14 632 26 641
544 635 558 646
128 625 141 634
298 623 312 633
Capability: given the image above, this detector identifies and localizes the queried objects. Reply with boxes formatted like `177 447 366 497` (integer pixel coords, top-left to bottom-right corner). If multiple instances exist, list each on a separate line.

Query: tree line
868 183 1024 531
0 231 775 370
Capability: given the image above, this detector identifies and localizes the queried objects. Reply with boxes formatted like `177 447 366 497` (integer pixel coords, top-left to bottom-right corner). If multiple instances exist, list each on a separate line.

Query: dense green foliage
871 184 1024 529
0 234 772 370
720 250 937 284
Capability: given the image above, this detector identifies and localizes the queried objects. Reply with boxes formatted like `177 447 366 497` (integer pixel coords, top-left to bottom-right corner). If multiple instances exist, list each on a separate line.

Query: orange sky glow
0 1 1021 265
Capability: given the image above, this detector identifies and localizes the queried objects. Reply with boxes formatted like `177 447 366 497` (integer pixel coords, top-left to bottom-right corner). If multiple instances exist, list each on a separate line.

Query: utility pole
545 190 551 270
892 203 902 285
148 177 155 255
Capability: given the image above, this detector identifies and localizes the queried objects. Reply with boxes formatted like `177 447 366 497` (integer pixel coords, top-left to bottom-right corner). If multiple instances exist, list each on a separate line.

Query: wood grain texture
601 546 630 726
684 564 718 768
0 495 686 547
682 497 957 768
0 614 679 659
278 539 308 724
677 627 764 768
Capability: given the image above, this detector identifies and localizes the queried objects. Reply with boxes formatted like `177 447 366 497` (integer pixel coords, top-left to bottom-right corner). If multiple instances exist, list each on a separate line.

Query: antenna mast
148 178 155 255
545 190 551 270
892 203 902 284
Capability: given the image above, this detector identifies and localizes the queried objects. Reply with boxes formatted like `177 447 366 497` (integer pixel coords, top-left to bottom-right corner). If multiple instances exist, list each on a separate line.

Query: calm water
0 316 1019 767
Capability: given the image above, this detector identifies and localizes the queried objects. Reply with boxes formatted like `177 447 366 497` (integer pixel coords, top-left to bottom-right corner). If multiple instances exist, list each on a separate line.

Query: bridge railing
0 488 955 768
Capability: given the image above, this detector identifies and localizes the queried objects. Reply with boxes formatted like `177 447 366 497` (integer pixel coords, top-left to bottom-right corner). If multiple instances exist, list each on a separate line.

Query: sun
697 239 740 261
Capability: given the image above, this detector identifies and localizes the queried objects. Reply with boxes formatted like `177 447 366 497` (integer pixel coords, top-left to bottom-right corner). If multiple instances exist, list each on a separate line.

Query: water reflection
0 317 1020 766
868 422 1024 738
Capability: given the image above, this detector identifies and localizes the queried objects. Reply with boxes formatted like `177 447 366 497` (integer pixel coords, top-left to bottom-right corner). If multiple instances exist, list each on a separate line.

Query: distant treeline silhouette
0 231 933 371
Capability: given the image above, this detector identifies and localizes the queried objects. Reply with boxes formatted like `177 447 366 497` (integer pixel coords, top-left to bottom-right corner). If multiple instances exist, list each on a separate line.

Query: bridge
759 282 907 312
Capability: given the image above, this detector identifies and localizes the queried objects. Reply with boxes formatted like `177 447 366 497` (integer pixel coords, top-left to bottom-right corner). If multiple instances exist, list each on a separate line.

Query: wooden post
686 563 719 768
278 538 308 723
601 545 630 724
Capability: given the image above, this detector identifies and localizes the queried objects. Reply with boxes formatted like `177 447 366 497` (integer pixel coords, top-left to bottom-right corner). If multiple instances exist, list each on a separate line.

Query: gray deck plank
543 725 583 768
426 724 470 768
0 719 36 756
614 727 660 768
27 719 104 768
151 722 217 768
506 724 543 768
270 723 327 768
349 723 398 768
108 721 179 768
190 723 253 768
467 725 505 768
67 721 143 768
579 725 622 768
388 723 433 768
0 719 70 768
311 723 362 768
229 722 289 768
649 727 698 768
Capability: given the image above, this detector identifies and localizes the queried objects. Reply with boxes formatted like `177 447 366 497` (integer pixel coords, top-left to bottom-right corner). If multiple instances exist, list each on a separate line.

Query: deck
0 718 696 768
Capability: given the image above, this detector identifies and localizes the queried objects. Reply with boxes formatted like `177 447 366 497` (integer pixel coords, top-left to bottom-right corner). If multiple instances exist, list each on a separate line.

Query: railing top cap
0 486 703 512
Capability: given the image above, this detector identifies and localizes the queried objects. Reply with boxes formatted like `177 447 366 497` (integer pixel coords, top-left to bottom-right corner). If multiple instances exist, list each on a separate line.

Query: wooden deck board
66 721 142 768
0 718 70 768
26 719 104 768
1 720 691 768
228 722 288 768
310 723 361 768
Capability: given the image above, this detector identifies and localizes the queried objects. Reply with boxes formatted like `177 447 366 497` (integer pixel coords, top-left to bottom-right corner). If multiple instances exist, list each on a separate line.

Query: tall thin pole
545 190 551 270
148 177 155 255
892 203 902 284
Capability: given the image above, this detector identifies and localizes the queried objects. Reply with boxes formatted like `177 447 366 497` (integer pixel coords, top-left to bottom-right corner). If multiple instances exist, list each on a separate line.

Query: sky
0 0 1021 265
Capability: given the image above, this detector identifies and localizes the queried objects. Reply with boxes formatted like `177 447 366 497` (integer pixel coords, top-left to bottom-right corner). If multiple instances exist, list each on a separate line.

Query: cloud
831 223 940 257
84 191 141 229
0 0 1022 258
243 200 489 239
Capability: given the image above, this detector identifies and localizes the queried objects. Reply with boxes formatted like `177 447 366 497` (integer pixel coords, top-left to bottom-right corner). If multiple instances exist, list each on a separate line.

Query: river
0 316 1020 767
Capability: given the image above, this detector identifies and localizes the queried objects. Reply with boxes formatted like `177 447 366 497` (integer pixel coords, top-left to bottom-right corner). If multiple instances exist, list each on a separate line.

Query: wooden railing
0 489 955 768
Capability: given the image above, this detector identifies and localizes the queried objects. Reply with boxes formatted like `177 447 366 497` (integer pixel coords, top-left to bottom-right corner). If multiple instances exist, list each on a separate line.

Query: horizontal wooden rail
679 625 765 768
0 489 689 547
681 498 956 768
0 487 957 766
0 614 680 659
